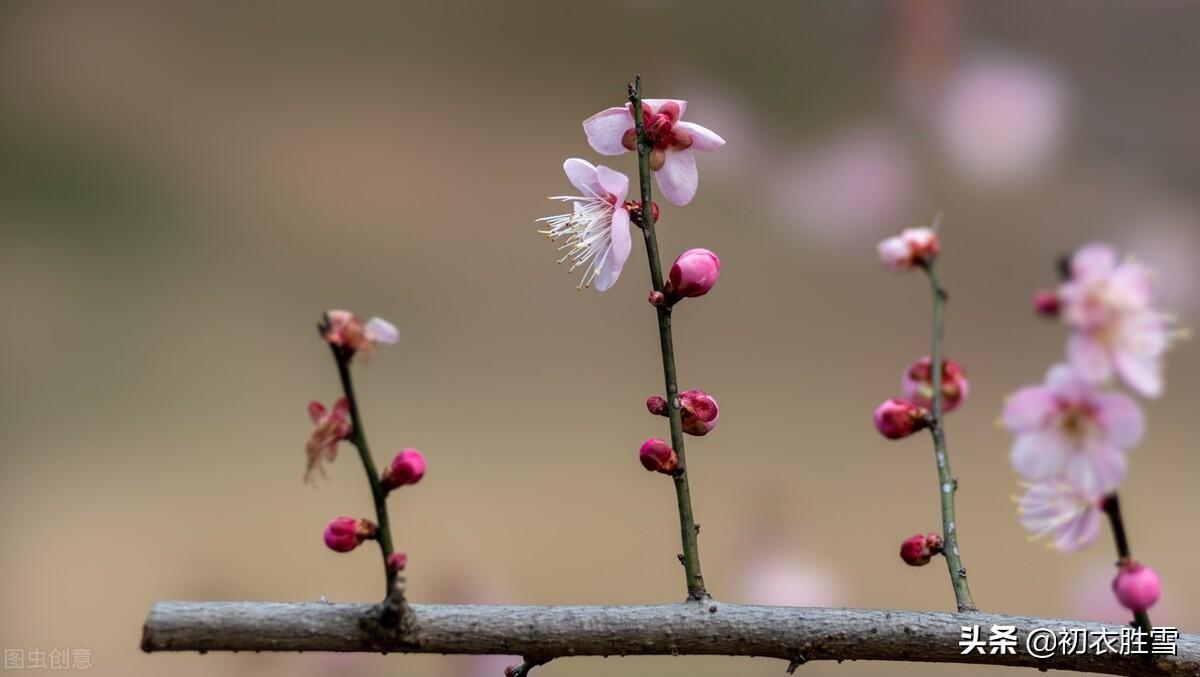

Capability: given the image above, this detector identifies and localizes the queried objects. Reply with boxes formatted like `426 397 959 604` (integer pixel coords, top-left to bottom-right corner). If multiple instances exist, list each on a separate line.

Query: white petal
594 165 630 204
563 158 602 197
654 149 699 206
593 209 632 292
365 317 399 344
582 107 634 156
674 121 725 151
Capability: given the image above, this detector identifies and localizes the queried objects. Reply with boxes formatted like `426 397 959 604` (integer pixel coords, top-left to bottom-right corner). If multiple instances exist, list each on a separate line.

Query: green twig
921 263 976 612
628 75 707 601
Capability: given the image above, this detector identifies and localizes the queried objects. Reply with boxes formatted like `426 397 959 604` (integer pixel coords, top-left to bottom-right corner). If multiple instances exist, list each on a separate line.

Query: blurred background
2 1 1198 675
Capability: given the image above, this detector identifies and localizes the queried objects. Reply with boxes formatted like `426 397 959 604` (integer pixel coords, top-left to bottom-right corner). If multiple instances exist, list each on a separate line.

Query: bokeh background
2 1 1198 675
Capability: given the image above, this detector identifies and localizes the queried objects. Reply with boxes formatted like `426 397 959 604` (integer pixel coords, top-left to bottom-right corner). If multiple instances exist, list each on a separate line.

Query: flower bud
901 356 970 413
646 395 668 417
1112 562 1161 612
1033 289 1061 317
387 552 408 572
679 389 719 436
639 438 678 474
668 248 721 299
323 516 378 553
877 227 940 271
648 290 667 306
873 399 930 439
900 533 944 566
381 448 426 492
321 310 398 355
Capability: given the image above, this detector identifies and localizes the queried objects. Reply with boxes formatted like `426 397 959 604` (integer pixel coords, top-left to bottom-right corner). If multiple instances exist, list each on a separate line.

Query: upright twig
1101 493 1153 635
330 342 397 600
628 75 707 601
920 263 976 612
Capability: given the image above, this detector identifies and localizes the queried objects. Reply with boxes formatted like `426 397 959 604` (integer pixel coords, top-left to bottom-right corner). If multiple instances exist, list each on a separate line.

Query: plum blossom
902 356 969 413
537 158 633 291
583 99 724 206
1016 479 1102 552
1003 364 1143 497
305 398 351 483
877 227 940 271
323 310 398 355
1058 243 1173 398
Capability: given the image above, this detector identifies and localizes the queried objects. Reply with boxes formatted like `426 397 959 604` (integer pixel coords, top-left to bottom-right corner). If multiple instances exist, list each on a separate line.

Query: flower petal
1071 243 1118 284
594 164 629 204
644 99 687 118
1002 385 1057 433
583 107 634 156
308 401 328 423
365 317 399 344
1067 334 1113 385
1052 502 1101 552
1010 429 1069 482
1064 443 1126 498
563 158 602 197
1093 392 1145 448
593 208 631 292
1044 362 1088 401
674 121 725 151
654 149 699 206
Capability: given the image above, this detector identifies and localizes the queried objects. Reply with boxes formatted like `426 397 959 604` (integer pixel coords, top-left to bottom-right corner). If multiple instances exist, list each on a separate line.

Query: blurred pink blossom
738 550 845 608
305 398 351 483
1003 363 1142 497
934 54 1066 185
1016 480 1102 552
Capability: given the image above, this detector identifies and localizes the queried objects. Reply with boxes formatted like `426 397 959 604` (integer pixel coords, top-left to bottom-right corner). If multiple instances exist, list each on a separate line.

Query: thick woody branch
142 601 1199 675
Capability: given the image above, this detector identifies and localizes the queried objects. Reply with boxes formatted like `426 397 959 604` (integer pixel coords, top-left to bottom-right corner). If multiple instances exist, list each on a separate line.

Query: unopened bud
646 395 668 416
877 227 940 271
902 356 970 413
900 533 944 566
1033 289 1061 317
639 438 678 474
667 248 721 299
1112 562 1161 612
648 290 667 306
387 552 408 572
381 448 426 492
873 398 930 439
679 389 719 436
324 516 378 553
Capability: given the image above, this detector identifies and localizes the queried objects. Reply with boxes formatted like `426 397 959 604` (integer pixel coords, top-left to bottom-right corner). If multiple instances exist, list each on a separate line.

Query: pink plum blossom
679 389 720 436
873 398 930 440
1016 480 1102 552
877 227 940 271
305 398 351 483
902 356 969 413
323 310 399 355
1003 364 1143 497
667 248 721 299
1058 243 1172 398
583 99 724 206
537 158 633 291
323 516 377 553
381 448 426 492
639 438 678 475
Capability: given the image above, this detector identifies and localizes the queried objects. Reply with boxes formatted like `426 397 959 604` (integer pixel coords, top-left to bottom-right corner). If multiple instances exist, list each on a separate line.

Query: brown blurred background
2 2 1198 675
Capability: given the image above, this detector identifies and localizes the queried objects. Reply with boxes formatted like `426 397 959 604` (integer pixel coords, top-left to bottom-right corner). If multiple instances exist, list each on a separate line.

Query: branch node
787 653 808 673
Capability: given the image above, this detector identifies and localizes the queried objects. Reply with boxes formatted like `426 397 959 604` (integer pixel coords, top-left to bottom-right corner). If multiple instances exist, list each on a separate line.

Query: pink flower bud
648 290 667 306
321 310 398 355
900 533 944 566
901 356 970 413
873 398 930 439
381 448 426 492
679 389 719 436
1112 562 1161 612
668 248 721 299
323 516 377 553
1033 289 1061 317
387 552 408 572
639 438 678 475
646 395 668 416
877 227 940 271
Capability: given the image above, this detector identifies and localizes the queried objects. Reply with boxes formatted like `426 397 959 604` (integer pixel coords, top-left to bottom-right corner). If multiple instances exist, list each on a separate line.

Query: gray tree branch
141 601 1200 675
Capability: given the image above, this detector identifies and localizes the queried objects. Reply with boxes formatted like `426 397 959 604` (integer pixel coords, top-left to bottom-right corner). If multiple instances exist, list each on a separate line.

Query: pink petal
1066 334 1113 385
308 401 327 423
1002 385 1058 432
1093 392 1145 448
655 149 699 206
583 107 634 156
1064 443 1126 498
1010 429 1069 482
594 164 629 204
593 208 632 292
674 121 725 151
563 158 602 197
1071 243 1118 284
332 398 350 417
1044 362 1089 401
1053 505 1101 552
644 99 687 118
1113 348 1163 398
365 317 399 344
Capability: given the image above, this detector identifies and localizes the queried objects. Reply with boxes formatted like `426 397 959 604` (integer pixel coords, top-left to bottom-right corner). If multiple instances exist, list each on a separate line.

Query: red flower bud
387 552 408 572
679 389 719 436
900 533 944 566
873 399 930 439
639 438 678 475
1112 562 1161 612
381 448 426 492
646 395 668 416
902 356 970 413
323 516 378 553
1033 289 1061 317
